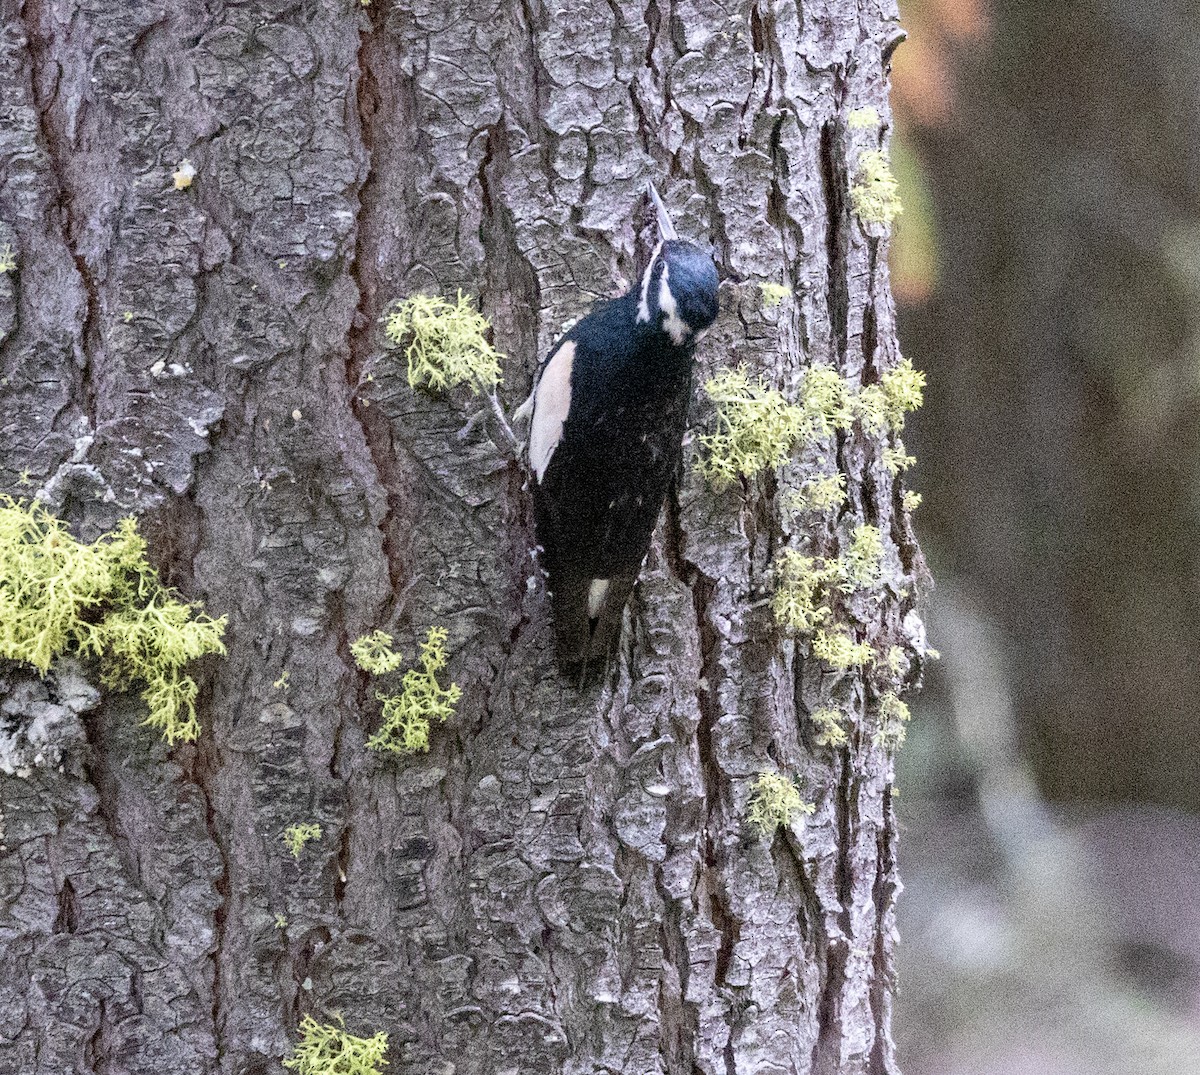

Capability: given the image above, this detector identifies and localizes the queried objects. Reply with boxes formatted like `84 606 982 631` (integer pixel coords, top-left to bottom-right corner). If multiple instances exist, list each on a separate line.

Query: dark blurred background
892 1 1200 1070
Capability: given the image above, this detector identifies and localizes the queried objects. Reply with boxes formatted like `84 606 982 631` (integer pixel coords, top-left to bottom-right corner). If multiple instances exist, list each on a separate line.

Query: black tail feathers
548 570 636 687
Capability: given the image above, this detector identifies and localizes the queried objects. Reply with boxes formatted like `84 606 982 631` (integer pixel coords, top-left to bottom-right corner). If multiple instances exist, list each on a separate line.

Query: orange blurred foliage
893 0 989 130
889 0 990 303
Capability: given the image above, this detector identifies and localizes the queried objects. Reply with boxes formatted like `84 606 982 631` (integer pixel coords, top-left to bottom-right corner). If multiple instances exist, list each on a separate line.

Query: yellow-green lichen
697 368 806 490
851 149 903 226
350 630 404 675
747 771 814 836
283 822 322 860
848 106 881 130
759 282 792 308
856 358 926 434
875 690 912 747
880 357 926 418
839 524 884 592
283 1015 389 1075
771 549 837 634
786 474 847 515
699 364 854 490
366 627 461 755
800 364 854 437
0 498 226 745
811 628 872 669
383 291 503 396
902 490 922 512
882 445 916 475
0 243 16 274
810 706 849 748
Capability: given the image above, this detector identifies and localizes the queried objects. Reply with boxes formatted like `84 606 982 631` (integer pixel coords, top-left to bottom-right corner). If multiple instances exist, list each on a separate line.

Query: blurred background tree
898 0 1200 811
891 1 1200 1071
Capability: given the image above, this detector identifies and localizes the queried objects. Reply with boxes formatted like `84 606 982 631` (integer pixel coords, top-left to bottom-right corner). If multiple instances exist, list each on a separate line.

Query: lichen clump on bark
810 706 849 748
855 357 926 432
876 691 913 746
283 823 322 860
759 281 792 307
851 149 903 226
283 1015 389 1075
770 550 839 634
747 772 814 836
0 497 226 744
382 291 503 395
771 523 885 645
811 628 873 670
351 627 461 755
697 363 851 490
839 524 884 591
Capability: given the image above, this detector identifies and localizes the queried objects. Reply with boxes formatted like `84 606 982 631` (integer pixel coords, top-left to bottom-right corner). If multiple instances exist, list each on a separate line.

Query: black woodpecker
518 183 720 683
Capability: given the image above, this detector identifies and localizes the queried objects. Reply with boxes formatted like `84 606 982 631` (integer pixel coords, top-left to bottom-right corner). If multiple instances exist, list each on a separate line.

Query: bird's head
635 185 720 346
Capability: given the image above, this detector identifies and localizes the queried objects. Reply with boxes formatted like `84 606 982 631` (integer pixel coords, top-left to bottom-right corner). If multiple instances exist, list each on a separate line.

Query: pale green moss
283 823 322 860
848 106 881 130
771 549 838 634
697 368 806 489
0 498 226 745
810 706 849 748
747 771 814 836
367 627 461 755
759 282 793 308
350 630 404 675
851 149 903 226
283 1015 389 1075
811 629 872 669
383 291 502 395
839 524 884 592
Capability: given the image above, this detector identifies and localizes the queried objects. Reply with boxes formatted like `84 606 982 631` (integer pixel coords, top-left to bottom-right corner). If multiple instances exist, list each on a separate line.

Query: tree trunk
0 1 920 1073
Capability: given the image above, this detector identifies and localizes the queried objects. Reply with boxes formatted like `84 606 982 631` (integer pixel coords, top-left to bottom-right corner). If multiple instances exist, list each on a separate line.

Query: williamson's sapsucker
518 183 720 683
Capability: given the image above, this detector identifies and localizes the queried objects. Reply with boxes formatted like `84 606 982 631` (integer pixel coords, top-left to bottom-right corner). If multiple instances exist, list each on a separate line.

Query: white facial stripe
588 578 610 619
636 242 663 324
529 340 576 482
658 261 690 345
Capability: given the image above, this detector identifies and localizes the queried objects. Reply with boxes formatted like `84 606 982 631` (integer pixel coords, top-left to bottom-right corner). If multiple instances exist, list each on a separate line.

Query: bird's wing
520 337 577 483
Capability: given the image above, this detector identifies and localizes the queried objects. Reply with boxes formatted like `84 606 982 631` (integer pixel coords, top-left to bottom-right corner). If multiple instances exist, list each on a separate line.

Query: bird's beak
647 181 678 242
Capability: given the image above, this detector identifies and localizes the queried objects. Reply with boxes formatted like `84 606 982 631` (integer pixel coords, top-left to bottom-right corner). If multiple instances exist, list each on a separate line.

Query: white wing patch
658 261 689 345
587 578 610 619
529 340 576 482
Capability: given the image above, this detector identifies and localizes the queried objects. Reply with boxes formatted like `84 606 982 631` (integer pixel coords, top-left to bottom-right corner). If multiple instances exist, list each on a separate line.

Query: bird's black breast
533 296 694 580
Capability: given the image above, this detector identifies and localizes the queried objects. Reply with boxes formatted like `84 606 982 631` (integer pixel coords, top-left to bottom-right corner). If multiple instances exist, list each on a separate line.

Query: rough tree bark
0 1 922 1073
